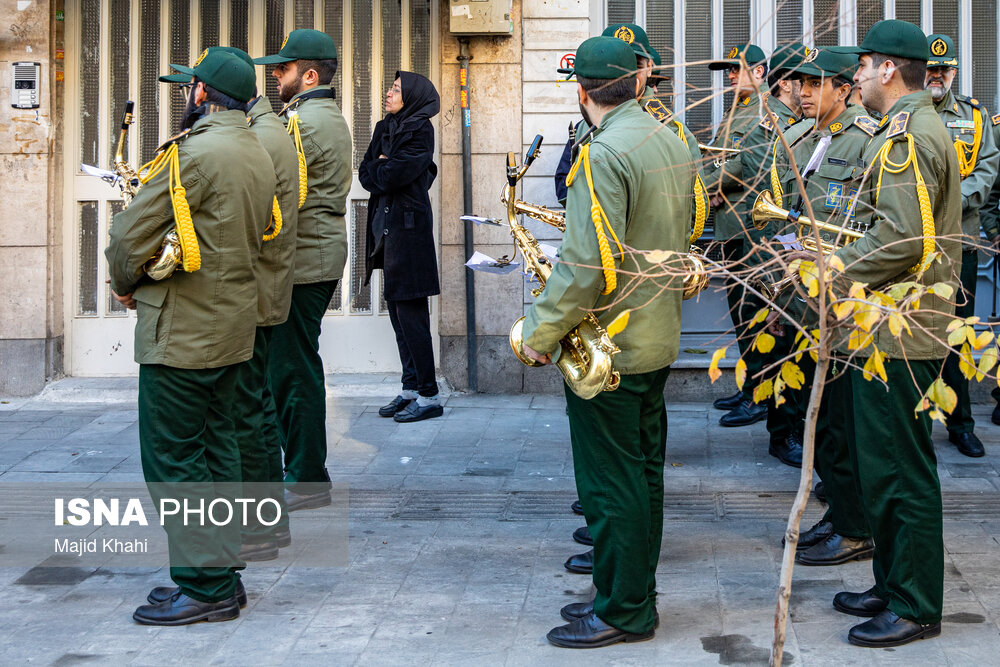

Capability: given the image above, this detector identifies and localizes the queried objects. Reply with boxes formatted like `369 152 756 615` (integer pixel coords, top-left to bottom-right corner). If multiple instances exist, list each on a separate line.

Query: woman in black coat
359 71 442 423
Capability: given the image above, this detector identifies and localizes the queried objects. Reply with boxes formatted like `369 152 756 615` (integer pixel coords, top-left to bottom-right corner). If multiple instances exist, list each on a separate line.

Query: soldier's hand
112 290 136 310
765 310 784 337
522 343 552 365
710 194 725 207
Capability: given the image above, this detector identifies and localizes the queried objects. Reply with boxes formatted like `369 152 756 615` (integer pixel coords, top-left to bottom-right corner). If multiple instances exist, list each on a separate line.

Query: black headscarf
381 70 440 157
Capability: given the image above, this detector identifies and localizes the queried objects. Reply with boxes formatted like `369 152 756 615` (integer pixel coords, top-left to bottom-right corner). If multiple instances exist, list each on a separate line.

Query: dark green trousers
234 326 289 543
764 324 802 443
942 250 978 434
723 239 765 399
269 280 338 490
138 363 244 603
849 359 943 625
565 367 671 635
814 359 869 538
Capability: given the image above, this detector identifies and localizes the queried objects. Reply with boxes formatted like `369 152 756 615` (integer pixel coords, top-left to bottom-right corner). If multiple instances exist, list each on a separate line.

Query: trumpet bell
144 229 182 281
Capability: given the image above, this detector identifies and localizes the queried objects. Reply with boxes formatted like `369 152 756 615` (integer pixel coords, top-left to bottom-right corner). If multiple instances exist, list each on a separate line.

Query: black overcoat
359 72 440 301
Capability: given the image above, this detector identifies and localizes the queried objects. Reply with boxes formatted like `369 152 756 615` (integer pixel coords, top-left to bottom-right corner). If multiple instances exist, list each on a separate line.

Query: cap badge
930 38 948 57
728 46 739 59
193 49 208 67
614 26 635 44
802 48 819 63
281 34 289 50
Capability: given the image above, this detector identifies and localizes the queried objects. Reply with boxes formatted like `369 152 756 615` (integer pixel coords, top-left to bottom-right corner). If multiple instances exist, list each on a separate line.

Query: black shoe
571 500 584 515
948 431 985 458
713 391 743 411
993 402 1000 426
833 587 889 617
848 610 941 648
782 520 834 551
284 488 332 512
239 540 279 561
147 580 247 608
573 526 593 546
274 528 291 548
133 593 240 626
378 395 414 418
814 481 827 504
547 612 654 648
393 402 444 423
769 433 803 468
564 549 593 574
560 601 660 629
796 534 874 566
719 399 767 427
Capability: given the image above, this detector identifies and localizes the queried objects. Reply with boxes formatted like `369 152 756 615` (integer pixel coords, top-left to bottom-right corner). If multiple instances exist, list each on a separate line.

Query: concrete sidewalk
1 375 1000 665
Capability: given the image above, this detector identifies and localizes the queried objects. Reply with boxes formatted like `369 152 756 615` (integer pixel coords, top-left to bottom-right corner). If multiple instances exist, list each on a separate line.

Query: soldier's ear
577 84 588 106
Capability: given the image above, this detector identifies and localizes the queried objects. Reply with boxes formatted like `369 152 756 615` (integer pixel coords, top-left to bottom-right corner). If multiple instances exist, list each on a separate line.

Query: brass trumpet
698 143 740 167
750 190 864 299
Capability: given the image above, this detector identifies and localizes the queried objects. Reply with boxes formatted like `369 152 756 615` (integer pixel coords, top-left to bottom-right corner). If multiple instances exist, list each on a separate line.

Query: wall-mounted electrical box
449 0 514 36
11 62 41 109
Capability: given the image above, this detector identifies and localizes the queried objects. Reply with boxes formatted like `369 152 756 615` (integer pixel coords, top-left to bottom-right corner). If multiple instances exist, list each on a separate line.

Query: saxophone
109 101 182 281
506 137 621 399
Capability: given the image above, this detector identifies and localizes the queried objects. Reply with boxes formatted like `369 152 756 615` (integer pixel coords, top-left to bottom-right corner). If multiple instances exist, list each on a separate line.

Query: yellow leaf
735 358 747 390
928 282 954 300
848 282 866 300
827 255 845 272
853 303 879 333
774 376 786 407
798 261 819 298
959 343 977 380
946 318 964 333
753 379 774 404
749 307 770 328
965 316 981 325
862 348 887 383
928 407 946 424
605 311 630 339
754 333 776 353
644 249 675 264
927 377 958 415
781 361 805 390
708 347 726 384
973 330 995 351
947 326 968 347
849 328 874 351
832 299 853 321
976 345 997 382
888 313 903 337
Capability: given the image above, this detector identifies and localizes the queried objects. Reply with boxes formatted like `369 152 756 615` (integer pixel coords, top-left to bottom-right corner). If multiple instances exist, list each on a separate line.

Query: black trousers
386 297 438 397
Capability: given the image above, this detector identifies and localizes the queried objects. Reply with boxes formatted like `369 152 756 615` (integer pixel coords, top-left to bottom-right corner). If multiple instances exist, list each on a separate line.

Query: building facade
1 0 999 395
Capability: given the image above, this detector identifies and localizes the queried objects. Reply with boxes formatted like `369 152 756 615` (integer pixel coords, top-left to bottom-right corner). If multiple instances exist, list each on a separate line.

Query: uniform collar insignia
886 111 911 138
993 113 1000 126
643 98 672 123
852 115 878 136
829 121 844 133
155 128 191 153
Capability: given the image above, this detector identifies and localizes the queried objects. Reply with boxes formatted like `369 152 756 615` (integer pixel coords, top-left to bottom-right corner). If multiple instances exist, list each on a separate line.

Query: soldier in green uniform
107 50 275 625
254 30 353 510
772 48 878 566
925 34 999 458
830 20 961 647
522 36 693 648
982 114 1000 425
703 44 771 427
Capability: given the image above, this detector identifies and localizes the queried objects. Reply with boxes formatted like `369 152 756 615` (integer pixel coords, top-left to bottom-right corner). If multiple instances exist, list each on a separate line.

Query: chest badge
825 182 844 209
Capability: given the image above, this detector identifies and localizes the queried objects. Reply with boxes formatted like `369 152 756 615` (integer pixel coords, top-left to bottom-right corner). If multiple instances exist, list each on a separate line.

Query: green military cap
557 36 637 80
926 34 958 68
842 19 931 61
601 23 654 60
793 47 860 79
253 28 338 65
769 42 809 76
165 49 256 101
708 43 767 70
160 46 255 83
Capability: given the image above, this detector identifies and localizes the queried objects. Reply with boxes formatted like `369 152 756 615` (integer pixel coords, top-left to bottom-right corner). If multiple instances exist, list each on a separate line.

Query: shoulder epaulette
886 111 911 138
643 98 672 124
758 115 775 131
959 95 983 110
993 113 1000 126
155 129 191 154
852 115 879 136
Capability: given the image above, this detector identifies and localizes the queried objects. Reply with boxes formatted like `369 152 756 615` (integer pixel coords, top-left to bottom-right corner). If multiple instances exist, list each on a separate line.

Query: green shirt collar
289 83 334 105
931 89 957 114
247 95 275 121
592 99 641 137
189 108 248 134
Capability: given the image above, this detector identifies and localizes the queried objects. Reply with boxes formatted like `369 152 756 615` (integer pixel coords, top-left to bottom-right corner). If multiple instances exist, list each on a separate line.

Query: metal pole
458 39 478 391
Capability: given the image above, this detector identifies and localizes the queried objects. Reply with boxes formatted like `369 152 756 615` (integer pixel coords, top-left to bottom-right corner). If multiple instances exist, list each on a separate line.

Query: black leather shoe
239 540 279 561
713 391 743 411
547 612 654 648
561 601 660 628
848 610 941 648
274 528 291 548
564 549 593 574
782 520 834 551
133 593 240 625
719 399 767 427
833 588 889 617
147 580 247 608
797 534 874 566
573 526 593 546
571 500 584 515
393 402 443 423
993 402 1000 426
814 481 827 504
769 433 803 468
948 431 985 458
378 395 414 417
284 488 332 512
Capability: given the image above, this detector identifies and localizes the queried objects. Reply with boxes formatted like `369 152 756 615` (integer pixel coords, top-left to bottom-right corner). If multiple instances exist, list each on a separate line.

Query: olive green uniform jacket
833 91 962 360
932 90 1000 240
980 115 1000 240
248 96 300 326
106 110 276 369
280 85 353 284
522 100 694 374
702 89 763 240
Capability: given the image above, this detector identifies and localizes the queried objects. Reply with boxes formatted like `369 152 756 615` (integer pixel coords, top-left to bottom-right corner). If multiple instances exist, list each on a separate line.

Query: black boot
570 500 584 515
572 526 593 546
719 399 767 427
768 433 803 468
133 593 240 625
832 587 888 617
147 580 247 608
948 431 985 458
782 519 833 551
564 549 593 574
713 391 743 411
796 534 874 566
546 612 654 648
848 610 941 648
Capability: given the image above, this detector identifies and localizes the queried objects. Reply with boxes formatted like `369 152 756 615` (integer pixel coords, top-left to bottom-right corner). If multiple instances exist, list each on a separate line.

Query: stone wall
0 0 62 396
437 0 590 393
